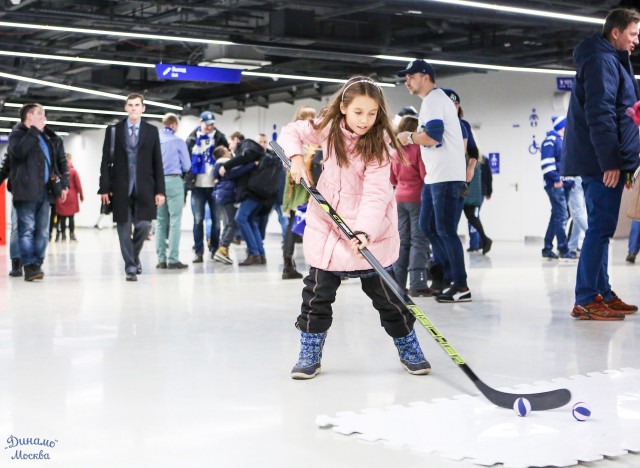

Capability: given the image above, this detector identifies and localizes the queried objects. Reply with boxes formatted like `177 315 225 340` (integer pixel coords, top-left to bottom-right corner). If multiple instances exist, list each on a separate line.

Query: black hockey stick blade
270 140 571 411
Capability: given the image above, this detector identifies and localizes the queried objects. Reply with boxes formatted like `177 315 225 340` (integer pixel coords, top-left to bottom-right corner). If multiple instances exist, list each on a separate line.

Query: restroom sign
488 153 500 174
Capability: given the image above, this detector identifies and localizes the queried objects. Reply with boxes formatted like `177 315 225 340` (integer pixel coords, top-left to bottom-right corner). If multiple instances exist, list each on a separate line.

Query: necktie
130 126 138 147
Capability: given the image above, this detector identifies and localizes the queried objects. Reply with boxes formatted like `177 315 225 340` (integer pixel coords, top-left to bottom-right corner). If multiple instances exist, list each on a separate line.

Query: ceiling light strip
0 71 182 110
420 0 604 24
0 50 154 68
375 54 578 76
4 102 164 119
0 21 235 46
0 128 69 135
0 116 106 128
242 71 395 87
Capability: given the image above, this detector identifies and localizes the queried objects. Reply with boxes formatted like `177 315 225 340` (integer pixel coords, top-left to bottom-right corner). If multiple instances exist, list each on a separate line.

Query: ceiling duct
200 44 271 70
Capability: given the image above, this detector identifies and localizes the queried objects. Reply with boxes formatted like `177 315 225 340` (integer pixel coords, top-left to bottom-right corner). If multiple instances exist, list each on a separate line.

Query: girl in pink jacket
278 76 431 380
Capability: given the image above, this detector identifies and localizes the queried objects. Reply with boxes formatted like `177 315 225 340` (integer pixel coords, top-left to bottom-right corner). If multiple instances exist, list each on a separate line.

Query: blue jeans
235 197 265 256
10 206 20 260
14 189 51 266
629 220 640 254
575 175 624 305
543 186 569 255
273 202 288 239
419 182 467 288
568 176 587 251
191 187 217 255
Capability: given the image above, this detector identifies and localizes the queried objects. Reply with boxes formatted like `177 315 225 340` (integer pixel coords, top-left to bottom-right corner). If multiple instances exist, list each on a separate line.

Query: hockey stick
270 141 571 411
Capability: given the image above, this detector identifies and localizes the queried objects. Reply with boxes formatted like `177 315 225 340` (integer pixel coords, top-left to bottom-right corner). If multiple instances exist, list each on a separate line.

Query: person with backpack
219 132 283 266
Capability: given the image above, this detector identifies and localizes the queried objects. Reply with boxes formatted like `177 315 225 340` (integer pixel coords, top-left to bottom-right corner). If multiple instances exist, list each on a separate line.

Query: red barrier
0 183 5 245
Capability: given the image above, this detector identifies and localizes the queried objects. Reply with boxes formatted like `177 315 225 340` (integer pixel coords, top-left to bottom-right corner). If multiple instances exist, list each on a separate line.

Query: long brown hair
313 76 403 167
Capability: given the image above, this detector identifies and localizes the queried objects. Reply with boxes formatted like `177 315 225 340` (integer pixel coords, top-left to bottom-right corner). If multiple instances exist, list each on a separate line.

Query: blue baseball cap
397 59 436 80
441 88 461 104
200 111 215 124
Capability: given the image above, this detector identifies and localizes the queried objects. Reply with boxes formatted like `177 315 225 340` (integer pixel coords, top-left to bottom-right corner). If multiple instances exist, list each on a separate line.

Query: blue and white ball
572 402 591 421
513 397 532 417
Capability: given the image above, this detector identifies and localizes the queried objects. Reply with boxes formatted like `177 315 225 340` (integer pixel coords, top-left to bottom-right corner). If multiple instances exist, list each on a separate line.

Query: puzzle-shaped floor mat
316 368 640 467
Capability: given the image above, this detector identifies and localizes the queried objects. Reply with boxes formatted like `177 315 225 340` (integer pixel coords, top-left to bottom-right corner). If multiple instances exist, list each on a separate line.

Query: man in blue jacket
562 8 640 320
540 115 574 260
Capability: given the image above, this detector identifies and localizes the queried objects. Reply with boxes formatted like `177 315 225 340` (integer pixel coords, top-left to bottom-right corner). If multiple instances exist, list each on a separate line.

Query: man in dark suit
99 93 165 281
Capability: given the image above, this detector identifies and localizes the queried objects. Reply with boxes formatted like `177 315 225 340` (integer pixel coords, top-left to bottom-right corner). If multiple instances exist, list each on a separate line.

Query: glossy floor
1 229 639 467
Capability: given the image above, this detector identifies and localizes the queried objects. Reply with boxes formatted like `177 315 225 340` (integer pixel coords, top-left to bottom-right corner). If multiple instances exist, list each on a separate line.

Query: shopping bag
627 167 640 220
291 203 308 236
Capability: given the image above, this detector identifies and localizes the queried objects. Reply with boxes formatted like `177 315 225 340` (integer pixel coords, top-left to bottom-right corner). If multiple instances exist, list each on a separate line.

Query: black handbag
100 126 116 215
46 145 63 198
47 174 63 198
184 171 196 191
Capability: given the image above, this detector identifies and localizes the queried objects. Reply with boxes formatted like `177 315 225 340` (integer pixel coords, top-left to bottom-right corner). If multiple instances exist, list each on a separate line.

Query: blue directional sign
556 77 575 91
155 64 242 84
488 152 500 174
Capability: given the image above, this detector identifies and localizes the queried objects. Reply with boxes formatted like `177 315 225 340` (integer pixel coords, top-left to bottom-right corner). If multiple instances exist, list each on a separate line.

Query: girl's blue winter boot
393 329 431 375
291 332 327 379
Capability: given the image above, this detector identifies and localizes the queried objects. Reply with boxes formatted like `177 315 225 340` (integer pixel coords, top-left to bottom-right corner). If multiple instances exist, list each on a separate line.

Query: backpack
247 152 285 200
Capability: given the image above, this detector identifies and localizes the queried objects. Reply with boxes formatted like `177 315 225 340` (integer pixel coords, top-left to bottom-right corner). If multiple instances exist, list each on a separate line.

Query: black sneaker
626 252 637 264
435 285 472 303
542 250 559 260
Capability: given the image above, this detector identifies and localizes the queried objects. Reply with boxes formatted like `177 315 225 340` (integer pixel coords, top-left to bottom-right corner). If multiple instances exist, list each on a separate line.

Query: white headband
341 79 380 102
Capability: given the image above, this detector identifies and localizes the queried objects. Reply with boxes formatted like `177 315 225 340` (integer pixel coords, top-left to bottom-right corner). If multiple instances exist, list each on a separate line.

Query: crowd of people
2 8 639 381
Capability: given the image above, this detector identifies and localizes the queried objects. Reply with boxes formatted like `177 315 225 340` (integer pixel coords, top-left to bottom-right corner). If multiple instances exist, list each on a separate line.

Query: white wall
4 71 567 240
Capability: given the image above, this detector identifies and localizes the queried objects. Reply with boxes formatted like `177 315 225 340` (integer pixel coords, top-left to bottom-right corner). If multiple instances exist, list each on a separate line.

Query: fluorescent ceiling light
242 71 395 87
2 47 358 89
0 21 235 46
376 54 578 76
4 102 164 119
0 116 106 128
0 71 182 110
420 0 603 24
0 50 154 68
0 128 69 135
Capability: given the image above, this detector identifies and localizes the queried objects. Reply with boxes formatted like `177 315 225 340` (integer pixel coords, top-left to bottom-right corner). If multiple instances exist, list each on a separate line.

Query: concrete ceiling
0 0 635 128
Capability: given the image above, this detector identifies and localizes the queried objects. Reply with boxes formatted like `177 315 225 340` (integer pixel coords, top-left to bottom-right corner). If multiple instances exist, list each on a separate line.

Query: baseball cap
397 59 436 80
200 111 215 124
441 88 461 104
397 106 418 118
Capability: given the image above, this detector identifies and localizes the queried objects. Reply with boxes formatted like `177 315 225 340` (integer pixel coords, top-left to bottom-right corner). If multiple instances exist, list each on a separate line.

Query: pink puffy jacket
278 119 400 271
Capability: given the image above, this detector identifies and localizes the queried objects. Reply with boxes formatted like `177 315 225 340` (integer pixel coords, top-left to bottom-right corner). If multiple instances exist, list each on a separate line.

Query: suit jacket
99 119 165 223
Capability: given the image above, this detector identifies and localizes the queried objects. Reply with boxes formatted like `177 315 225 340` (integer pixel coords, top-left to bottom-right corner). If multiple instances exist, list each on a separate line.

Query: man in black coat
8 103 69 282
99 93 165 281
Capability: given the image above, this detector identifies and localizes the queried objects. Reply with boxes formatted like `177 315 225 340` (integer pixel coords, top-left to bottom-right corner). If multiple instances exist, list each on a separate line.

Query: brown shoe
260 255 267 265
571 294 625 321
409 288 435 297
605 291 638 314
238 255 261 266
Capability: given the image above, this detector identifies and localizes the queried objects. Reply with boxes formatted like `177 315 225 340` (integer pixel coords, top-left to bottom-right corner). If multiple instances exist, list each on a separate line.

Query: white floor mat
316 368 640 467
